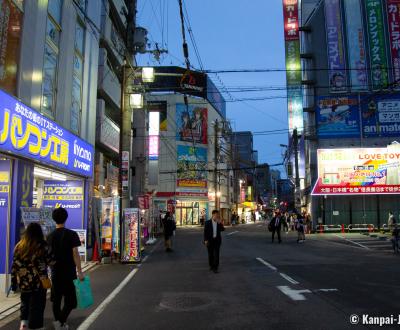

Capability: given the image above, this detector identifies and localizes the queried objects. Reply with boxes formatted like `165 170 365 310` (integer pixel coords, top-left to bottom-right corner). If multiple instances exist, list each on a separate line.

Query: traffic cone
92 240 100 262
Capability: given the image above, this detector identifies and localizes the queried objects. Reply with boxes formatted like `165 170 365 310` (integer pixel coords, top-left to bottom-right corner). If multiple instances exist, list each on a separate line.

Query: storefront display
122 208 141 262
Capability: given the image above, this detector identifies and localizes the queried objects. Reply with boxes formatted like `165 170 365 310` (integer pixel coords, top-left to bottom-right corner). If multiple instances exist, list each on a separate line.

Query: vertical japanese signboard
121 151 129 197
324 0 348 93
343 0 368 91
122 208 141 262
0 160 10 274
365 0 389 90
0 0 22 95
386 0 400 87
100 198 113 252
282 0 303 132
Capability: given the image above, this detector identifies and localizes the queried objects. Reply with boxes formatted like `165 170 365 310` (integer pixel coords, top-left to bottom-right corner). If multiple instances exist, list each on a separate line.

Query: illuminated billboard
312 147 400 195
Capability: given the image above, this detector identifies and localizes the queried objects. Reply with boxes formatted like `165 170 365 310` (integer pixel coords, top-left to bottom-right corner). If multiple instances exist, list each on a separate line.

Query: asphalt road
2 224 400 330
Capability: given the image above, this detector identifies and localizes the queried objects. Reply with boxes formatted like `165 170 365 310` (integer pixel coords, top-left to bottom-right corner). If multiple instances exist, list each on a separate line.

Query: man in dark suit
271 210 282 243
204 210 225 273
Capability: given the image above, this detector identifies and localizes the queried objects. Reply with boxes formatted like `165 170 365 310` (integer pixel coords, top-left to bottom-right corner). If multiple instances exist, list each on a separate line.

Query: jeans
392 238 399 252
20 289 47 329
51 279 77 324
272 229 281 243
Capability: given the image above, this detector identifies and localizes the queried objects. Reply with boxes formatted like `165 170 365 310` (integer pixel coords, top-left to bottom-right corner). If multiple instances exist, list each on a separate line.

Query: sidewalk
0 261 98 322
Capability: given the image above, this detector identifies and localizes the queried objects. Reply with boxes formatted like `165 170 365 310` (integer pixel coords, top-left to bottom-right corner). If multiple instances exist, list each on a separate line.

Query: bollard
341 224 345 234
319 224 323 234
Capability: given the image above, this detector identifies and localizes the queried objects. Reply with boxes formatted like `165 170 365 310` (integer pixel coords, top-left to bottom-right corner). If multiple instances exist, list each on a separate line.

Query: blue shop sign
0 89 94 177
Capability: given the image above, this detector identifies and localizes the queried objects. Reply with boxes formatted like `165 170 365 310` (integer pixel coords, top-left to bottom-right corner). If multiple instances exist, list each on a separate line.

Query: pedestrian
162 211 176 252
283 212 289 233
47 207 84 330
391 223 400 253
251 211 256 223
297 216 306 243
11 223 54 330
204 210 225 273
388 211 396 230
270 210 283 243
231 211 236 226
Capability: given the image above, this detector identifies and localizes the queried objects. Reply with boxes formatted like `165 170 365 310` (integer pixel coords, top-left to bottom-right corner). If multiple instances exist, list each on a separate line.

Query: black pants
272 229 281 243
20 289 47 329
207 241 221 270
51 278 77 324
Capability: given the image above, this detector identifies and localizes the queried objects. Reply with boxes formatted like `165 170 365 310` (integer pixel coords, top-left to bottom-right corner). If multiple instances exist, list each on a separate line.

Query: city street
2 224 400 330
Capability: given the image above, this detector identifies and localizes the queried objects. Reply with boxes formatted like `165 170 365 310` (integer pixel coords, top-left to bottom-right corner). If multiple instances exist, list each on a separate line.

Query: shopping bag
73 275 94 309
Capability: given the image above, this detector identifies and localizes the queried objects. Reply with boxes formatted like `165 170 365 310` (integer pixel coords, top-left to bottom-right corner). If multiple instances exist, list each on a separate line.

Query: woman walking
162 211 176 252
11 223 54 330
297 216 306 243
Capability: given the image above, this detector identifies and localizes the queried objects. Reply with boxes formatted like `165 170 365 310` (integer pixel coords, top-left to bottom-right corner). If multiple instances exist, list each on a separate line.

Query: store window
41 0 62 117
71 20 85 133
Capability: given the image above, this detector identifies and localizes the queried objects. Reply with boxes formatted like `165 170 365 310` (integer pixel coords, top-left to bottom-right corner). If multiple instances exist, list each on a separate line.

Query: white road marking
77 268 139 330
277 286 311 301
333 234 370 249
227 231 239 236
142 255 149 262
256 257 277 271
257 225 262 227
314 288 338 292
279 273 299 285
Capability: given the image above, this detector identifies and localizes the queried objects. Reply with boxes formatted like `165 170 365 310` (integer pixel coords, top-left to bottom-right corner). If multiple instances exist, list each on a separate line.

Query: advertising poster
72 229 87 261
112 196 120 253
361 94 400 137
176 104 208 145
386 0 400 87
365 0 389 90
0 160 10 274
316 96 360 138
100 198 113 252
324 0 348 93
343 0 368 91
177 145 207 190
285 40 301 85
0 90 94 177
0 0 22 95
122 208 140 262
20 207 55 237
287 87 303 132
42 180 84 230
312 147 400 195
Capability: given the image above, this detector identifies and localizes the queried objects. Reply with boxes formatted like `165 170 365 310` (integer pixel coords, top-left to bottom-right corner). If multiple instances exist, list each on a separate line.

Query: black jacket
270 216 283 230
162 217 176 237
204 220 225 245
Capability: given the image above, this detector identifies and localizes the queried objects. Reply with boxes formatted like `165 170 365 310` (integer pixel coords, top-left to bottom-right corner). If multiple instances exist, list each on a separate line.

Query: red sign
387 0 400 85
283 0 299 41
138 195 150 209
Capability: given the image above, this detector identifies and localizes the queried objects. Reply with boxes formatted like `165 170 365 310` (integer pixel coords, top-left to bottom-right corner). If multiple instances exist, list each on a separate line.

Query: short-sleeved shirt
47 227 81 282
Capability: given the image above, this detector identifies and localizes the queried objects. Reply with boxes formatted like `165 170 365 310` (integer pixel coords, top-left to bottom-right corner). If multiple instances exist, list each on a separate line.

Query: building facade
0 0 99 292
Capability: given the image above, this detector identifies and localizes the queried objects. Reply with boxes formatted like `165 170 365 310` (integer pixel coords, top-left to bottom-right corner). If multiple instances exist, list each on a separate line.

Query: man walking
270 210 283 243
47 207 84 330
162 211 176 252
204 210 225 273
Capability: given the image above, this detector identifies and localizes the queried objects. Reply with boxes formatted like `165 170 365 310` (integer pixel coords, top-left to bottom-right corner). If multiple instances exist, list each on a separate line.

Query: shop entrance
176 202 200 226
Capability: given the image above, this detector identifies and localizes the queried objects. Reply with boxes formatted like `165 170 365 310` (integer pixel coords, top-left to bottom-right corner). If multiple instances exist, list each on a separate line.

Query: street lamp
141 67 155 83
129 93 144 109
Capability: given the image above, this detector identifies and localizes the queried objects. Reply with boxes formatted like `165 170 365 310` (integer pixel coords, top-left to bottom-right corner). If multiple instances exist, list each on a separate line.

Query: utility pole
214 119 219 211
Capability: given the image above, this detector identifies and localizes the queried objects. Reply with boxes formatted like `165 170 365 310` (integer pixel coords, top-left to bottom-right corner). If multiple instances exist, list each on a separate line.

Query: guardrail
347 224 374 232
316 224 375 233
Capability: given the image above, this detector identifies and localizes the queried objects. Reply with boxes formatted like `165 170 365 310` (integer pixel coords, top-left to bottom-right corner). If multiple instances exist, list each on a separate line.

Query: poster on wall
177 145 207 190
100 198 113 252
324 0 348 93
112 196 120 254
122 208 141 263
312 147 400 195
343 0 368 91
361 94 400 137
72 229 87 261
0 0 23 95
42 180 84 230
176 104 208 144
0 160 10 274
365 0 389 90
316 96 360 138
386 0 400 88
20 207 55 236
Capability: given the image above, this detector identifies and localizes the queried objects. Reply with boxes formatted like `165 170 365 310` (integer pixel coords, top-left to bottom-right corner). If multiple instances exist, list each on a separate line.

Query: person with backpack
47 207 84 330
11 222 54 330
162 211 176 252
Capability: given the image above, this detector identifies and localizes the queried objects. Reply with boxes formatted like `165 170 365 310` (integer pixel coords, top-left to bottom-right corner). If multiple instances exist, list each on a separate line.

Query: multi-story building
0 0 99 292
285 0 400 228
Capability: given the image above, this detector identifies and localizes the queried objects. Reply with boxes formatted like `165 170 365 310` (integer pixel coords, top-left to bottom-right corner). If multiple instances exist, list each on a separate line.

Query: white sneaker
53 320 62 330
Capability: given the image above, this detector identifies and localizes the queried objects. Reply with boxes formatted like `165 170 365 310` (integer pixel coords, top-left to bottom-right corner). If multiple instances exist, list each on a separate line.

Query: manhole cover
159 292 214 312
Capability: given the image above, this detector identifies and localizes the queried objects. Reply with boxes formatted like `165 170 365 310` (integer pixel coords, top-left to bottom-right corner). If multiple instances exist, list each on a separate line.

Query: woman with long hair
11 222 54 330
